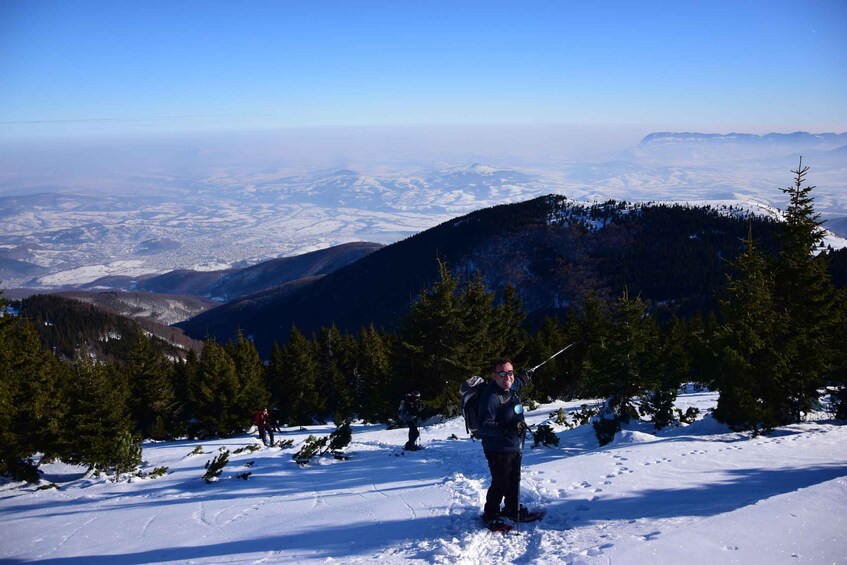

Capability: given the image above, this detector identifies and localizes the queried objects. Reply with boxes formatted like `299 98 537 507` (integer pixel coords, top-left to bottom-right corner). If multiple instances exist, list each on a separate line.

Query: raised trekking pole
526 342 576 374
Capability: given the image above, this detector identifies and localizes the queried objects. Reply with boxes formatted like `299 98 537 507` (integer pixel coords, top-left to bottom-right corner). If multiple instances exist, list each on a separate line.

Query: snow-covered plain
2 391 845 564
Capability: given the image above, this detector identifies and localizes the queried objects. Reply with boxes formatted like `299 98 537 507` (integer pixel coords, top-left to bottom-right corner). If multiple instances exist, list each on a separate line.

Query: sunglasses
495 370 514 377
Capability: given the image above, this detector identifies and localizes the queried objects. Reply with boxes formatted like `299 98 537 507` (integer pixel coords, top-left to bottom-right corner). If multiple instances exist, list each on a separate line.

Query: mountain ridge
177 194 794 356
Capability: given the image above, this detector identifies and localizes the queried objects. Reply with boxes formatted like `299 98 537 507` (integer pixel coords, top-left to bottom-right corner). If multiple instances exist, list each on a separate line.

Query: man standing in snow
478 358 532 525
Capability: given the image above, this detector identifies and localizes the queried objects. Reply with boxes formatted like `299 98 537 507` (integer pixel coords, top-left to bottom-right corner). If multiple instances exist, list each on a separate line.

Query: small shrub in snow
233 444 262 455
531 424 560 448
293 435 328 465
235 472 251 480
189 446 204 456
593 407 621 447
572 404 599 426
328 421 353 453
203 450 229 483
549 408 573 428
113 431 143 479
676 406 700 424
37 482 60 490
293 422 353 465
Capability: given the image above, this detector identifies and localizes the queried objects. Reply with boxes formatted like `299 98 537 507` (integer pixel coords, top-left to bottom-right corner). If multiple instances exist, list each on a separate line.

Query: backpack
460 376 486 439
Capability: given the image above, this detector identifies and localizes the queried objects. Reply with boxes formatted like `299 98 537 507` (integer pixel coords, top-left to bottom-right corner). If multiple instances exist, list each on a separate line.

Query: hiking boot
502 505 533 522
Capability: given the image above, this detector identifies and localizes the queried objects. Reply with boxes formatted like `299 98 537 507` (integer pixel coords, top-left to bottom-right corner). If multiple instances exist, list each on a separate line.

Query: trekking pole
527 342 576 374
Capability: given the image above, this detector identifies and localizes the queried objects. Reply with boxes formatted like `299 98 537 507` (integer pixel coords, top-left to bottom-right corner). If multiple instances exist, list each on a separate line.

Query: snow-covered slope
2 391 845 564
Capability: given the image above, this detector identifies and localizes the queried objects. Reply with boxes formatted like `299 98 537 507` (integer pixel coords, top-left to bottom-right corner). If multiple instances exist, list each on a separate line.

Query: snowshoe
502 505 545 523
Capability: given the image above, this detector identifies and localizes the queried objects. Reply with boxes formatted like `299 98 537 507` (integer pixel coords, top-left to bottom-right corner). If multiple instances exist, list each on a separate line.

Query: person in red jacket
254 408 274 446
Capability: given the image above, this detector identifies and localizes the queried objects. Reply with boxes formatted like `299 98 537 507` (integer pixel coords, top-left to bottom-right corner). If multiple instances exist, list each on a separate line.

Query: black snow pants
483 450 522 516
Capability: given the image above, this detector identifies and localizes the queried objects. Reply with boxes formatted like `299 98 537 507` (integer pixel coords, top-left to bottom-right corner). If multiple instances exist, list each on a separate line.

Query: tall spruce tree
317 325 354 424
62 356 135 472
356 325 394 423
773 159 839 422
642 314 689 429
278 326 320 425
577 291 612 399
170 348 198 435
227 331 270 421
585 290 658 422
714 228 788 432
491 284 528 364
127 332 177 440
188 339 243 437
524 316 568 402
398 261 502 416
0 308 68 480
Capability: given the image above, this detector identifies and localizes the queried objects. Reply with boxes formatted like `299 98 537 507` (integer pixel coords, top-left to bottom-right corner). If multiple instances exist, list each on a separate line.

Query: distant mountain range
636 131 847 163
640 131 847 147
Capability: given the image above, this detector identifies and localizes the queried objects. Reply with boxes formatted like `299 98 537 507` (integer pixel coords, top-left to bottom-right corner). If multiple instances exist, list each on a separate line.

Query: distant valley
1 131 845 293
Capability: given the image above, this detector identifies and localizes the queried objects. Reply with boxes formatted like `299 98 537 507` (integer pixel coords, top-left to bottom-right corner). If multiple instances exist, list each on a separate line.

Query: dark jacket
478 372 530 453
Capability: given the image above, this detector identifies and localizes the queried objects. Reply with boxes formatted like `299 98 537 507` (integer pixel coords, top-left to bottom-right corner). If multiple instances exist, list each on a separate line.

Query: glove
519 368 534 383
509 420 529 435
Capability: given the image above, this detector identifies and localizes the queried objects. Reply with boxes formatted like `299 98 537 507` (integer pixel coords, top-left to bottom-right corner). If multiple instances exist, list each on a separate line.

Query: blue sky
1 0 845 139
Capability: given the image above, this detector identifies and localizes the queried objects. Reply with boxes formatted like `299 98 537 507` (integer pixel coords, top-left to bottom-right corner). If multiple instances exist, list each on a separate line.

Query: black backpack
460 376 486 439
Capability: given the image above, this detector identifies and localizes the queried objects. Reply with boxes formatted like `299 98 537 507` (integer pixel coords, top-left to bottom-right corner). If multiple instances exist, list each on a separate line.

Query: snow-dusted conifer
773 158 840 422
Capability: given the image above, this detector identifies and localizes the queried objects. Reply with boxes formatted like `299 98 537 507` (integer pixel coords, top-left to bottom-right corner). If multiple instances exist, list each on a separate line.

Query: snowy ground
1 391 845 564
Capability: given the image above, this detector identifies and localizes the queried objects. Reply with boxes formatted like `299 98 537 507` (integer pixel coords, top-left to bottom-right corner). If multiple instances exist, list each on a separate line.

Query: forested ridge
179 195 791 355
1 161 845 482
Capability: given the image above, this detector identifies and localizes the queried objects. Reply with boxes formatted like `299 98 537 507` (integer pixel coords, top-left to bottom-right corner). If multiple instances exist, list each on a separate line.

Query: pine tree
524 316 567 402
491 284 528 361
317 325 354 424
188 339 243 437
170 348 198 435
62 356 135 472
0 308 68 480
770 159 840 422
398 261 501 416
714 229 787 432
586 290 658 423
266 342 287 422
356 325 394 423
227 331 270 422
127 332 177 440
279 326 320 425
642 314 689 430
577 292 612 400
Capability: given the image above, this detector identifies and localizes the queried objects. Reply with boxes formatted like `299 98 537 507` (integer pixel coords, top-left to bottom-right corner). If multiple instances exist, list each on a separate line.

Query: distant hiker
479 358 533 525
399 391 422 450
254 408 274 446
271 407 282 432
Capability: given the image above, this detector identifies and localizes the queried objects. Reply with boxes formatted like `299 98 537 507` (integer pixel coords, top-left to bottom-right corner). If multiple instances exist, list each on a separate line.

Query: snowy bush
531 424 560 448
293 435 328 465
293 422 353 465
203 450 229 483
113 431 143 479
